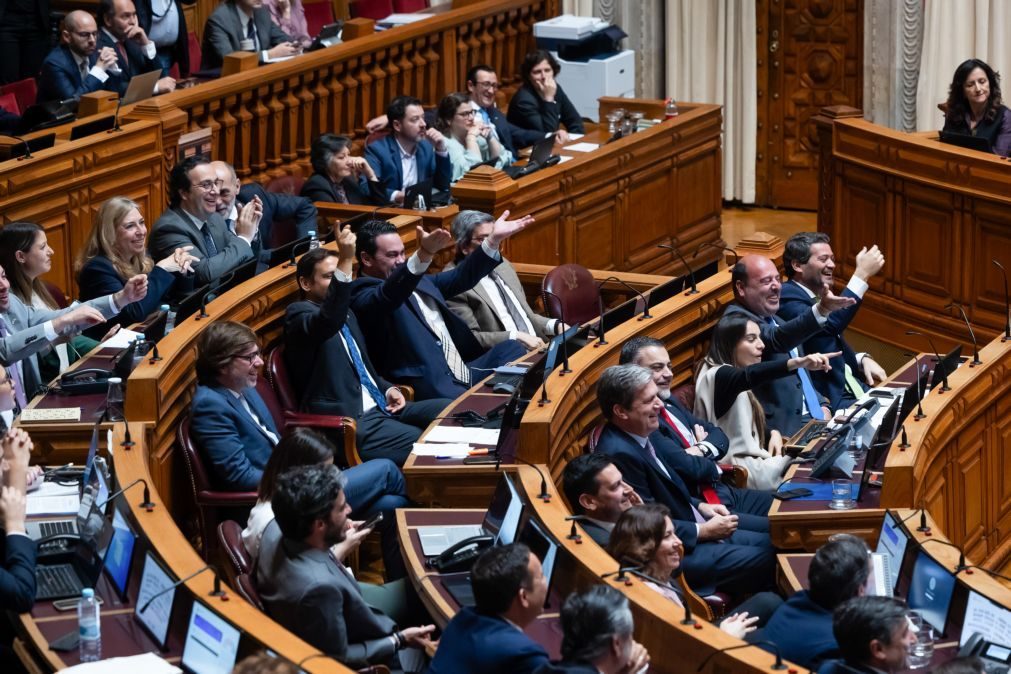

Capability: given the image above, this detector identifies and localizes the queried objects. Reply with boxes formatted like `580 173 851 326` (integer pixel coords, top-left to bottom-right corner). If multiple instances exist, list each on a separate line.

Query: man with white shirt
779 233 887 412
446 210 559 351
97 0 176 96
37 11 121 103
150 155 261 289
201 0 299 71
285 237 451 466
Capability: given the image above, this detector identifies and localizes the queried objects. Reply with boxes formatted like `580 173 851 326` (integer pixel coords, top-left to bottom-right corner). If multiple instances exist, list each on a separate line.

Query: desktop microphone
540 290 570 374
921 538 968 573
595 276 653 321
564 514 589 542
121 419 136 448
899 425 909 449
905 331 948 392
595 291 608 346
284 239 313 268
110 96 124 133
623 566 697 627
657 240 698 295
945 301 981 366
902 353 927 420
692 241 739 269
695 641 789 672
513 456 551 502
97 477 156 512
900 505 932 533
139 564 226 614
1 133 34 160
600 562 642 584
196 290 217 320
993 259 1011 341
148 343 161 364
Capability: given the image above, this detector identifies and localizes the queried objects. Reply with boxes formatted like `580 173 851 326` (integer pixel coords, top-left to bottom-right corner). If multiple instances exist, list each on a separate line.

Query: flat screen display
908 550 957 634
104 508 136 598
134 551 176 649
182 602 241 674
875 511 910 593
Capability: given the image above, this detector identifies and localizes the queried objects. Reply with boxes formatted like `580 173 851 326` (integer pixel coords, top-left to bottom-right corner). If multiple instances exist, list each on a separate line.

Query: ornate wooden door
756 0 863 209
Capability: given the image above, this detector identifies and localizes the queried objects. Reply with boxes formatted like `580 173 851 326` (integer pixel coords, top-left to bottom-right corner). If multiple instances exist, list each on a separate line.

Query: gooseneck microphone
905 330 948 393
623 566 697 627
658 240 698 295
513 456 551 502
993 259 1011 341
110 96 124 133
945 301 980 366
284 238 314 268
596 276 653 321
695 641 789 672
197 290 217 320
902 352 927 420
1 133 34 160
693 241 739 268
922 538 968 573
139 564 226 614
564 514 590 541
97 477 156 512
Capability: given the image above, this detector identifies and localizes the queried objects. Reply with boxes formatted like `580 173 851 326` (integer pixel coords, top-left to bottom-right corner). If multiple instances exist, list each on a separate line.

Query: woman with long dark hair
942 58 1011 157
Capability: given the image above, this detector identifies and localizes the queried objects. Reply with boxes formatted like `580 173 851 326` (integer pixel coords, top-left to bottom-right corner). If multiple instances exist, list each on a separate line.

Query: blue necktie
341 325 387 414
765 317 825 420
201 223 218 256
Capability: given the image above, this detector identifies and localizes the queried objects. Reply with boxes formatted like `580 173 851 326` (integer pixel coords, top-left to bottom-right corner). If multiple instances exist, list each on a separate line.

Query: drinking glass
906 612 935 669
827 478 855 510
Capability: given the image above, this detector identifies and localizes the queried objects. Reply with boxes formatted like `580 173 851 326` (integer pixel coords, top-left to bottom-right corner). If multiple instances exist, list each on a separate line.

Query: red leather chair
304 0 335 36
43 280 69 309
542 264 600 326
0 92 19 116
235 572 265 611
217 520 252 587
350 0 394 20
177 417 258 559
265 175 305 195
263 175 309 248
670 383 695 411
393 0 428 11
188 32 201 74
1 77 36 112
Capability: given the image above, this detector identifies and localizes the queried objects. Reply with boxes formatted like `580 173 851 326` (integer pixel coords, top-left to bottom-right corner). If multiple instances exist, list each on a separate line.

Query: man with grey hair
594 363 775 596
534 585 650 673
446 210 559 351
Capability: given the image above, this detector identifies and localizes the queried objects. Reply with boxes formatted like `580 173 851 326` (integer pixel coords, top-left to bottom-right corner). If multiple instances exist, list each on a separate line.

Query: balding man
97 0 175 96
725 254 855 445
38 10 120 102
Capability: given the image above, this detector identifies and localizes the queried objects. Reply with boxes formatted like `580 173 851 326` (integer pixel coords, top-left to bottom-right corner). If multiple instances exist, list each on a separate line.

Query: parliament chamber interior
2 1 1011 673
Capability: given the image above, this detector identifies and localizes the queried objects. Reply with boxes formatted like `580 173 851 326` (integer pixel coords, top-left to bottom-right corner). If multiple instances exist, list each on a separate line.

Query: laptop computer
122 69 163 105
939 130 993 154
417 473 523 556
181 601 242 674
34 500 113 600
307 21 344 52
503 134 557 179
403 178 433 210
26 425 103 541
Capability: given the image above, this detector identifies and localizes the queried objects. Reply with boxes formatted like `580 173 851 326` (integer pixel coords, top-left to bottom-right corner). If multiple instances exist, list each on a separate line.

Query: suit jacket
237 182 317 250
760 590 838 669
577 518 612 547
723 302 826 437
427 606 549 674
96 30 159 97
285 277 393 416
135 0 195 76
817 660 876 674
350 246 500 400
300 172 388 206
477 102 544 152
77 257 176 339
189 384 277 490
149 206 255 287
201 0 292 71
661 396 730 460
778 280 863 411
256 520 398 668
506 82 585 136
0 293 120 398
594 422 705 552
364 134 452 202
0 532 36 613
37 45 108 103
446 258 553 349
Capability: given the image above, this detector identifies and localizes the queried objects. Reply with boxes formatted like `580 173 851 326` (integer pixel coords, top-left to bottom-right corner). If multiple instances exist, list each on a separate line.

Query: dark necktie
333 181 348 204
341 325 388 414
0 317 28 410
116 41 129 68
201 222 218 256
246 18 258 51
489 271 529 332
79 58 89 82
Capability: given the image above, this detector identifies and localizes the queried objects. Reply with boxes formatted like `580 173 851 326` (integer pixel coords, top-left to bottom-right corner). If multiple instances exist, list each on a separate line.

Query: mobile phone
774 488 813 500
49 630 80 651
360 512 384 531
52 595 103 612
462 455 499 465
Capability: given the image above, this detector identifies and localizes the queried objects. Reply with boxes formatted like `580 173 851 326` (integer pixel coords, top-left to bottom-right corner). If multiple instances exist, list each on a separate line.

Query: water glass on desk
607 109 625 134
906 612 935 669
827 478 855 510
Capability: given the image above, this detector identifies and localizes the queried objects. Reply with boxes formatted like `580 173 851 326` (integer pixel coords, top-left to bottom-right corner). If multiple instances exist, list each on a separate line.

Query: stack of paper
27 481 80 516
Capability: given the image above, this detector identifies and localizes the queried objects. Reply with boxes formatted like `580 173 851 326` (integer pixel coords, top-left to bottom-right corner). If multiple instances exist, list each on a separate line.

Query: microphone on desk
905 331 948 393
148 343 161 364
97 477 156 512
139 564 226 614
693 241 739 269
922 538 968 574
657 239 698 295
899 425 909 449
622 565 698 627
900 505 931 534
514 455 551 502
564 514 589 542
600 562 642 584
196 290 217 320
110 96 124 133
596 276 653 322
945 301 980 366
902 353 927 420
696 640 789 672
540 290 570 375
993 259 1011 341
1 133 35 160
284 238 313 268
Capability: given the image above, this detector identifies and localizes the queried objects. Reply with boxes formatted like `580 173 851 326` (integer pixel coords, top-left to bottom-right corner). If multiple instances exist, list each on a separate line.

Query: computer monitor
875 511 910 594
930 345 963 391
897 360 933 426
961 590 1011 648
908 549 957 634
69 115 115 141
135 551 177 649
181 602 242 674
104 508 137 600
519 518 559 608
494 474 524 546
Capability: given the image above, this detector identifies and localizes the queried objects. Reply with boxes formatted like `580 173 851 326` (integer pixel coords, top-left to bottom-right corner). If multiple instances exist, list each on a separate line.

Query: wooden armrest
284 412 361 467
718 464 749 489
395 384 414 401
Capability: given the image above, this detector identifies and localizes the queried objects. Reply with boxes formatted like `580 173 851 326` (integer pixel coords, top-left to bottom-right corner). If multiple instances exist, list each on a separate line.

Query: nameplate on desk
20 407 82 422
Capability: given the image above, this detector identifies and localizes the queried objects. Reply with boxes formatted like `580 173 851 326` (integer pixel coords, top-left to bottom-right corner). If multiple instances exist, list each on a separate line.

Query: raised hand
790 351 842 372
488 209 534 246
53 305 106 334
417 226 454 258
854 244 885 281
815 287 858 315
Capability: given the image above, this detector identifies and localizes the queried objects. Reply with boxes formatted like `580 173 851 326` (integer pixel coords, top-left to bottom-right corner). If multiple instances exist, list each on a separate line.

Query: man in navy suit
619 336 773 521
350 217 528 401
561 453 642 548
366 95 452 205
818 597 916 674
466 64 545 152
97 0 176 97
778 233 886 412
428 543 551 674
593 364 776 596
37 11 121 103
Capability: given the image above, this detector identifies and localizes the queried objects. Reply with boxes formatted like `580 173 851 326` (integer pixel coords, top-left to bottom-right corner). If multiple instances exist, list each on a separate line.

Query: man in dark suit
725 254 855 445
759 535 871 669
286 241 451 465
466 64 545 152
446 210 559 352
0 428 37 614
365 96 453 205
255 464 435 670
200 0 299 71
817 597 916 674
428 543 551 674
779 233 887 412
593 364 776 596
210 160 316 253
134 0 195 76
619 336 773 521
96 0 175 97
561 453 642 547
37 11 121 103
350 217 528 401
150 155 260 289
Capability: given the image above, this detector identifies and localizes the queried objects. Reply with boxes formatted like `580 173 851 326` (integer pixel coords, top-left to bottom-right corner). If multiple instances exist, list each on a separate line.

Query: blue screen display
908 550 957 633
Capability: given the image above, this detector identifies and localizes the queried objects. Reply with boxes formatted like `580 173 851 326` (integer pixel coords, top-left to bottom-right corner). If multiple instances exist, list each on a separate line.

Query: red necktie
661 408 721 505
117 41 129 68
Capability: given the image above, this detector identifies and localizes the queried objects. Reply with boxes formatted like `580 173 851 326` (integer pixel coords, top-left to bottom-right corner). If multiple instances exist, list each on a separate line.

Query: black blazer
97 30 160 96
135 0 195 76
507 82 585 136
300 172 388 206
0 532 37 613
284 276 393 417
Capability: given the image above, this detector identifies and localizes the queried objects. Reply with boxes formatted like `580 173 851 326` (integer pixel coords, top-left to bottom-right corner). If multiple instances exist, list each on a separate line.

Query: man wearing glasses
38 10 121 103
465 64 545 152
150 154 262 290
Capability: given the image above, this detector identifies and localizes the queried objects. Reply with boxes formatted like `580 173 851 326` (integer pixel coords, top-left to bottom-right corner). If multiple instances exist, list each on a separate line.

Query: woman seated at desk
75 196 197 338
693 314 836 491
265 0 311 49
507 49 584 144
301 133 387 206
942 58 1011 157
436 92 512 183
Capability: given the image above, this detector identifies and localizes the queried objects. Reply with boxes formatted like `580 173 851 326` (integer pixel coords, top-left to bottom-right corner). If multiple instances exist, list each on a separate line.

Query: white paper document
63 652 181 673
564 142 599 152
424 426 501 446
19 407 81 422
102 328 145 349
558 155 575 163
27 482 81 516
961 590 1011 648
412 443 472 458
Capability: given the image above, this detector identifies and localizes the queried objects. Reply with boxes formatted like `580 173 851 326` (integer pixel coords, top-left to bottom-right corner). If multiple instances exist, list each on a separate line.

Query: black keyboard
40 520 75 538
36 564 84 600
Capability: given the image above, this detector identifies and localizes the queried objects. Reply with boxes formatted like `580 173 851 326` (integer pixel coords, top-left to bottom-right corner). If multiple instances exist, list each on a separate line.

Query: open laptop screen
181 602 242 674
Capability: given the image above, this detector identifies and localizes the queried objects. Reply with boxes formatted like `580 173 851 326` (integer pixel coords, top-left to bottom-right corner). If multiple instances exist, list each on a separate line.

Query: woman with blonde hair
76 196 197 336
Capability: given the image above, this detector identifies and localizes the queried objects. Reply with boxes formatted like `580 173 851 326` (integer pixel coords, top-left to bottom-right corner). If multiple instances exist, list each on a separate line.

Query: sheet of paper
34 480 81 497
19 407 81 422
564 142 599 152
961 590 1011 647
27 493 80 516
412 443 472 457
102 328 145 349
63 652 182 674
424 426 501 446
264 54 297 63
566 133 584 141
558 155 575 163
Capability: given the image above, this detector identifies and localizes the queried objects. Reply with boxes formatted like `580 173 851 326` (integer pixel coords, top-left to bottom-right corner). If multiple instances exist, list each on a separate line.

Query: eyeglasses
232 350 261 364
192 180 218 193
456 109 476 118
73 31 99 40
475 81 499 90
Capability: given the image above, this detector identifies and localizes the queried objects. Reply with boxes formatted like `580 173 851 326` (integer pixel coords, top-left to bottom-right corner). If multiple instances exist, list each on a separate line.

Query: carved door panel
756 0 863 209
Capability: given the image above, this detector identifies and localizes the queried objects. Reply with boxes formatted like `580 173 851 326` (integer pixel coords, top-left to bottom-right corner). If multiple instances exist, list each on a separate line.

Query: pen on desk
435 456 458 460
468 449 490 456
